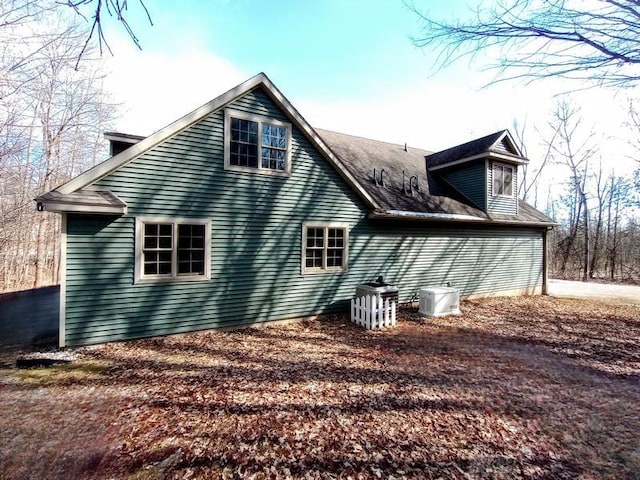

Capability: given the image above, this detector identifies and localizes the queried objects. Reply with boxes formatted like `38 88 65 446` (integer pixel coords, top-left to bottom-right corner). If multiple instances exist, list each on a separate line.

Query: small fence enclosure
350 295 397 330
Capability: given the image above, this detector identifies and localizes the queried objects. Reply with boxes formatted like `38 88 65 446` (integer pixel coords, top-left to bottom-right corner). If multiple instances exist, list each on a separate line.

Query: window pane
144 236 157 249
158 261 172 275
144 250 172 276
262 124 287 148
230 118 259 168
327 249 343 267
247 144 258 168
328 228 344 248
262 147 286 171
177 224 206 275
503 168 513 196
144 223 172 251
231 118 241 141
143 251 158 275
158 235 172 249
192 235 204 249
306 248 323 268
306 228 323 248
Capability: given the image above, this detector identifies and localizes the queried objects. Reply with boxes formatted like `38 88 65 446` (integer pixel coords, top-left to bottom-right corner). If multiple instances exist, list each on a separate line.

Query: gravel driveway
548 278 640 304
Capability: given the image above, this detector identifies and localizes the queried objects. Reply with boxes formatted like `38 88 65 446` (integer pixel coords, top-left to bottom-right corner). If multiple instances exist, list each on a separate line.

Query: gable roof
37 73 554 228
318 129 554 226
426 130 527 171
53 73 379 210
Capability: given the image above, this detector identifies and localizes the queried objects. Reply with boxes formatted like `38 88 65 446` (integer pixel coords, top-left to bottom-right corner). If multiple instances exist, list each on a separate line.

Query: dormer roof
426 130 528 171
318 129 553 227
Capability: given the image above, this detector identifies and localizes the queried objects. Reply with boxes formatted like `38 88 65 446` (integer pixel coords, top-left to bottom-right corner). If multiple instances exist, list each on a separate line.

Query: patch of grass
11 360 110 386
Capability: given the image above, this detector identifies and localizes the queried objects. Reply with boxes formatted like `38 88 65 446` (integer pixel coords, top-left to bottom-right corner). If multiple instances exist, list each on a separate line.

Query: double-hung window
302 223 349 274
224 109 291 175
492 162 514 197
135 218 210 282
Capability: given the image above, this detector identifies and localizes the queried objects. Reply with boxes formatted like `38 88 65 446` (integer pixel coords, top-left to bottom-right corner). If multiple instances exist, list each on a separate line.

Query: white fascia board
493 130 523 157
58 73 270 194
380 210 485 222
42 201 127 215
370 210 554 227
59 213 67 348
429 152 527 172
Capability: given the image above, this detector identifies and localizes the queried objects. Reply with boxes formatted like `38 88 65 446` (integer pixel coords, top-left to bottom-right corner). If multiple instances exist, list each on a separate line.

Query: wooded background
1 0 639 294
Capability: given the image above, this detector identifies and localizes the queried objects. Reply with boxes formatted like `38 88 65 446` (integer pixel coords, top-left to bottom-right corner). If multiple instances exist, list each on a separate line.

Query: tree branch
410 0 640 87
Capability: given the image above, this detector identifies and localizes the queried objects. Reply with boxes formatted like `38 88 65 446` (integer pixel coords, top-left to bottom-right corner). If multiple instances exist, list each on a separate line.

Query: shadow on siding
0 285 60 349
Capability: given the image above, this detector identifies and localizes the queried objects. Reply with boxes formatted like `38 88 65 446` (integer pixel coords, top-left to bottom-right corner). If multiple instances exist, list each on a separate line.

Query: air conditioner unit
418 287 461 317
355 277 399 303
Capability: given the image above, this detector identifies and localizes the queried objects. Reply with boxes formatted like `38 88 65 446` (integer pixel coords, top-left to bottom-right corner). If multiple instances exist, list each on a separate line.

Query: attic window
492 163 514 197
224 109 291 175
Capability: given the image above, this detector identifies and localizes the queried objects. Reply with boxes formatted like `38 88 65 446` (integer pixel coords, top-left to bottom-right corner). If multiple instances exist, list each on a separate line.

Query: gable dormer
425 130 527 215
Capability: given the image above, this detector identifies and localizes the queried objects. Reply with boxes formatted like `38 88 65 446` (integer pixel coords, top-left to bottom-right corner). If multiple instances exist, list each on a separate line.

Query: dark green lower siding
64 214 542 346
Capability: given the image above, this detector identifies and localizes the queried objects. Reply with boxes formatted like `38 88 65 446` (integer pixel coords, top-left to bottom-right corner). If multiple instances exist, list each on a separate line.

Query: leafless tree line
412 0 640 282
0 0 115 293
525 101 640 282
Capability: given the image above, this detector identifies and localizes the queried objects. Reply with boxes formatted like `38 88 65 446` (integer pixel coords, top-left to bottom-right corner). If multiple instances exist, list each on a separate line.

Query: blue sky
135 0 460 97
97 0 634 186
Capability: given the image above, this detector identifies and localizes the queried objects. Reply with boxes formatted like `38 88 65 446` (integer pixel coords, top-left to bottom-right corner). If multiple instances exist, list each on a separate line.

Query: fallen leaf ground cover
1 296 639 479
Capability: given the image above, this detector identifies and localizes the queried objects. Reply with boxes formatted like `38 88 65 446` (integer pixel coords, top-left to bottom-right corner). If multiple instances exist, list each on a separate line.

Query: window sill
135 275 211 285
224 164 290 177
302 268 347 276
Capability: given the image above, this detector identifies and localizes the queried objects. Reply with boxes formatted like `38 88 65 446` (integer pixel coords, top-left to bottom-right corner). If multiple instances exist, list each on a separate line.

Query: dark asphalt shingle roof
425 130 524 170
316 128 554 226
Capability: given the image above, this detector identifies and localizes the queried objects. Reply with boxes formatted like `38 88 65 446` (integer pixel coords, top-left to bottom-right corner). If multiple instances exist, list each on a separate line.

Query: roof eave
57 73 272 195
369 210 555 228
428 151 528 172
36 199 127 215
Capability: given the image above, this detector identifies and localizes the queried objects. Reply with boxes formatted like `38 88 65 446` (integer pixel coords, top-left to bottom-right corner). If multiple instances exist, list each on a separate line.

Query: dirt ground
1 295 639 479
549 278 640 304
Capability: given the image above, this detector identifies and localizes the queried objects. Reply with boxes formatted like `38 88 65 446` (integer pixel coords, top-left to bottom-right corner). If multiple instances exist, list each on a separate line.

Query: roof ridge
315 127 432 153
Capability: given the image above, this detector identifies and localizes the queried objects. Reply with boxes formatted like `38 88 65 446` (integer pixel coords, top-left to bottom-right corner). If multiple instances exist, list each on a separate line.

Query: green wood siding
438 161 486 209
487 160 518 214
63 87 544 346
350 223 542 303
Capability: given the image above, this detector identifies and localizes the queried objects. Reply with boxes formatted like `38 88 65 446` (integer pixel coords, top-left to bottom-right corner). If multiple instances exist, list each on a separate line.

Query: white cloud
103 40 246 135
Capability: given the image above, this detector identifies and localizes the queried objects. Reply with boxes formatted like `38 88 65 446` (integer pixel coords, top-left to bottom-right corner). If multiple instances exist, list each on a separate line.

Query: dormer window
224 109 291 175
492 163 514 197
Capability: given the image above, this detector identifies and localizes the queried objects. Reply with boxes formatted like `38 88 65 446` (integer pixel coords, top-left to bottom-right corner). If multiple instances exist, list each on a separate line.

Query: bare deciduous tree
0 6 115 292
62 0 153 66
410 0 640 87
547 100 598 280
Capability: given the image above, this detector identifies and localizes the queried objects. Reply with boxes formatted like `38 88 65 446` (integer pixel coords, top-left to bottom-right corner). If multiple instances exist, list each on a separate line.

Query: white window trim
301 222 349 275
224 108 292 176
135 217 211 284
492 162 515 198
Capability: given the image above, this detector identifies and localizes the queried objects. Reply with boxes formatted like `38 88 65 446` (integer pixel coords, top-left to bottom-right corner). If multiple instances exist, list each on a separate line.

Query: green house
36 73 555 347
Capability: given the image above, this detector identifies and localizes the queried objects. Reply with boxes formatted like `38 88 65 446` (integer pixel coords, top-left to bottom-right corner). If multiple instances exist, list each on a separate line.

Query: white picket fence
350 295 397 330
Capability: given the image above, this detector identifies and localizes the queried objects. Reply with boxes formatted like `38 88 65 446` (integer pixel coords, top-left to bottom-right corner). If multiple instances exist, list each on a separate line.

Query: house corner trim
59 213 67 348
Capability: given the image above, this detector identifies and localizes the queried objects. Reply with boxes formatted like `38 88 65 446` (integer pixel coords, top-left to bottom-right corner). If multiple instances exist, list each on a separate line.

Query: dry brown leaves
1 296 639 479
